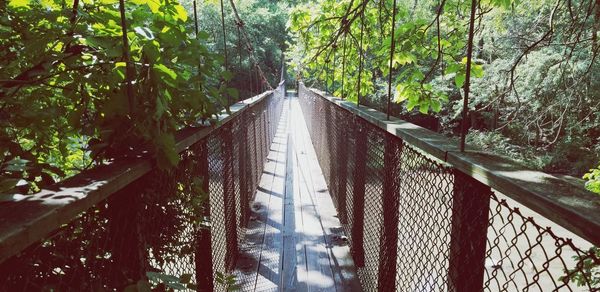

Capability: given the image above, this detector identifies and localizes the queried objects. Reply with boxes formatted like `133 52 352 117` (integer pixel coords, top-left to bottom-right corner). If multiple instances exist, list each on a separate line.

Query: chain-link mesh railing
0 82 284 291
298 83 600 292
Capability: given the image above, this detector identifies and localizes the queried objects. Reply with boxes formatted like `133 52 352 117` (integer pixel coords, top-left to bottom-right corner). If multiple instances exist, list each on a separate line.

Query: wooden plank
236 95 361 291
254 111 287 291
303 84 600 248
291 97 360 291
234 98 290 291
281 134 300 290
293 135 309 291
296 155 336 291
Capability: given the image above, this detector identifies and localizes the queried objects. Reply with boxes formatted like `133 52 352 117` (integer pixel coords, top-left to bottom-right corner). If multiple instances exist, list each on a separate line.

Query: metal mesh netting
298 83 600 292
0 84 284 291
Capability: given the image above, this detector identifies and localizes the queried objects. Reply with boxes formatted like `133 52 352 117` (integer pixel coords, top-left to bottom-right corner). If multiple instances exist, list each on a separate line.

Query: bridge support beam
350 121 367 267
223 125 238 271
335 115 348 224
377 137 401 291
238 114 250 229
447 170 491 292
195 141 214 291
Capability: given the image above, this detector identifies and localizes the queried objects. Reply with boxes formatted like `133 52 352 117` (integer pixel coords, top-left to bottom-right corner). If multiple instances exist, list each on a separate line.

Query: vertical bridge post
223 125 238 271
238 113 249 228
195 140 214 291
447 170 491 291
377 136 401 291
335 114 348 224
351 121 367 267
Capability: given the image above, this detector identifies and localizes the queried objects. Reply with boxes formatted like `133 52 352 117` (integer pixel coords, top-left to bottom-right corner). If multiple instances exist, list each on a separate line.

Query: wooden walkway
234 93 360 291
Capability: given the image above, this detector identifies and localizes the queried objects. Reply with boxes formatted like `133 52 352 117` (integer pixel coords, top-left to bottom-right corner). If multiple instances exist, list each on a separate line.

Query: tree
0 0 233 196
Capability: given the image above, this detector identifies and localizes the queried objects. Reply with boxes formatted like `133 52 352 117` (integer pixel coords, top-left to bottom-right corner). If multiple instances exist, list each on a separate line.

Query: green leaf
147 271 180 283
149 0 161 13
197 31 210 40
445 63 461 75
174 5 188 21
8 0 30 8
155 96 166 120
395 84 409 102
406 98 418 111
471 64 484 78
394 52 417 66
155 133 179 169
419 100 430 114
153 64 177 80
3 158 30 172
455 73 466 88
431 99 442 112
221 70 234 81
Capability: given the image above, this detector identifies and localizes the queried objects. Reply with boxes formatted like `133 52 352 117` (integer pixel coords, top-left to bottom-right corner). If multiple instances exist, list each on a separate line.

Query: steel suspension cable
332 46 337 95
325 57 330 94
220 0 228 70
237 24 242 70
460 0 478 152
386 0 398 120
193 0 199 37
227 0 273 90
341 33 347 99
357 9 365 107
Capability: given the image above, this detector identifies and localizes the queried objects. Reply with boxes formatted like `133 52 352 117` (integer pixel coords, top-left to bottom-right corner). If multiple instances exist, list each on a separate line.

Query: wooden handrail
0 89 277 264
304 85 600 247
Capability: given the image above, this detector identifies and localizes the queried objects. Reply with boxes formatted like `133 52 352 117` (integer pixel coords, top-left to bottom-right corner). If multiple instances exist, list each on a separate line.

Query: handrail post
238 113 250 228
223 125 238 271
377 137 401 291
195 141 214 291
106 182 147 284
447 170 491 291
335 113 348 224
351 121 367 267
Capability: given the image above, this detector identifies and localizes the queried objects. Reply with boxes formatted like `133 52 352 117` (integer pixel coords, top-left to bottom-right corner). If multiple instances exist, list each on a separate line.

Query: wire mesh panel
0 83 284 291
298 83 600 292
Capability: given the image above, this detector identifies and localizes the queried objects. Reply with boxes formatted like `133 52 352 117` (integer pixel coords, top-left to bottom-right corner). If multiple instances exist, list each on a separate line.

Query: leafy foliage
186 0 289 98
287 0 492 113
287 0 600 178
584 165 600 194
215 272 240 291
1 0 234 194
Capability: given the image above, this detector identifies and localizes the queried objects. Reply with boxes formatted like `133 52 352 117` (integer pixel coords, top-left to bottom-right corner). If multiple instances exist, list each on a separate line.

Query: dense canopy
0 0 599 198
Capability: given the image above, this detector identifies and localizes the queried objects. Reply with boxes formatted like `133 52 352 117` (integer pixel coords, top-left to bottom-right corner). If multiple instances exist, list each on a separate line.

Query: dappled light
1 0 599 290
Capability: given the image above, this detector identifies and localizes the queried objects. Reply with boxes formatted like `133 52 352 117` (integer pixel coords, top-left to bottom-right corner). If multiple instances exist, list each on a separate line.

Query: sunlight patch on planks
234 96 360 291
